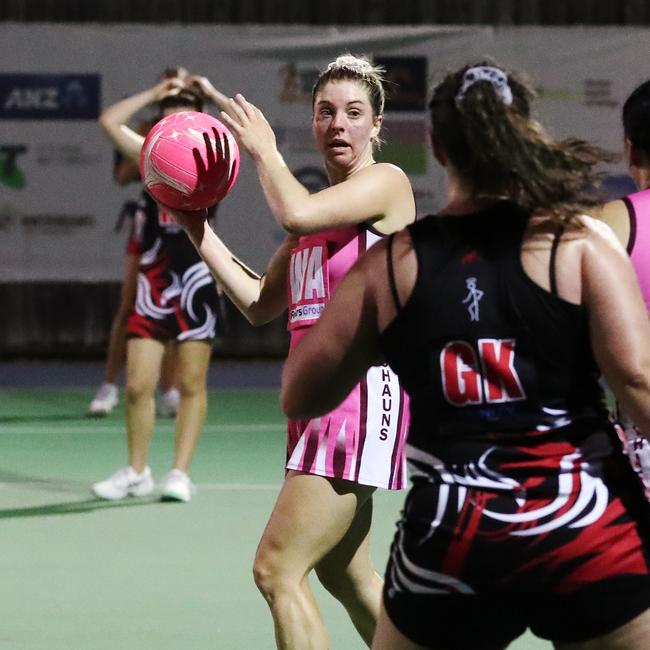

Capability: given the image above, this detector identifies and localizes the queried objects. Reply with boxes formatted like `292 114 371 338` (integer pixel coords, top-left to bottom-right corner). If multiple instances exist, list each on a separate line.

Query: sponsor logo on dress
288 242 329 329
461 277 483 322
379 364 394 441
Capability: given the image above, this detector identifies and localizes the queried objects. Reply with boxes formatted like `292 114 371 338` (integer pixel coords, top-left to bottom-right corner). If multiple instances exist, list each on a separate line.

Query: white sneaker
92 466 154 500
160 469 195 502
156 387 180 418
87 382 119 417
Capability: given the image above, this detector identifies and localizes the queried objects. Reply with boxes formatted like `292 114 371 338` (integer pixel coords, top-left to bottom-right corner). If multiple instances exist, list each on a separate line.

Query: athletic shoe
159 469 195 502
92 466 154 500
156 387 180 418
87 382 119 417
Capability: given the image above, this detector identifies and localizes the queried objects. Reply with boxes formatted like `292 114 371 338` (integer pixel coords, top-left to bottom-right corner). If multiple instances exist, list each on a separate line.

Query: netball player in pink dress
597 79 650 499
167 55 415 648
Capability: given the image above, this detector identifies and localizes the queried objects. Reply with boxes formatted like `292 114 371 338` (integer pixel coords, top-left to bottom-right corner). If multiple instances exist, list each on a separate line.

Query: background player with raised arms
92 73 222 503
86 67 187 419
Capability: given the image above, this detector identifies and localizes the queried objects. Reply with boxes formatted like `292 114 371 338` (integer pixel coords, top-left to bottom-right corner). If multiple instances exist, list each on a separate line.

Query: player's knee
253 548 296 603
124 379 154 404
253 554 281 602
176 374 206 398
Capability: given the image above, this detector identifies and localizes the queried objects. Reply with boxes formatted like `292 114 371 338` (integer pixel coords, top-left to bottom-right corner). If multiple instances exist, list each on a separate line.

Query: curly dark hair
429 60 616 224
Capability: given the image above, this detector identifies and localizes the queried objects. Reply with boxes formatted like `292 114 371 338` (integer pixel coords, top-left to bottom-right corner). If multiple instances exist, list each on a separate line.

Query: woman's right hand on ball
154 200 208 232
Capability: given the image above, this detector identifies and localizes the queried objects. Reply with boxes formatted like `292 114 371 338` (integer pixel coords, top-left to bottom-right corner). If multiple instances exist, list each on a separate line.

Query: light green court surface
0 389 549 650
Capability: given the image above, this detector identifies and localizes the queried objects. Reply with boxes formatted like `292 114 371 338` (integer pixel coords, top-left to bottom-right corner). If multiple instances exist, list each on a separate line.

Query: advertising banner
0 24 645 281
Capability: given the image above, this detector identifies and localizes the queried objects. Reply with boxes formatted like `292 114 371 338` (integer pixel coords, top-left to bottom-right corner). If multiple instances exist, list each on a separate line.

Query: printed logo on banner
536 85 575 102
0 203 19 232
375 57 427 112
21 213 95 234
0 144 27 189
35 143 101 167
279 63 319 104
0 74 100 120
584 79 617 107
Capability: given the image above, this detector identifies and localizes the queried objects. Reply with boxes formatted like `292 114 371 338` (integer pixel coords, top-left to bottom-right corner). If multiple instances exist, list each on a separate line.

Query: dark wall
0 283 288 359
2 0 650 25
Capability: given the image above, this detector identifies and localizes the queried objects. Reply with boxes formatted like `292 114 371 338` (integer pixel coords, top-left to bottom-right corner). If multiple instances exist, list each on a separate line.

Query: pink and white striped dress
285 224 409 490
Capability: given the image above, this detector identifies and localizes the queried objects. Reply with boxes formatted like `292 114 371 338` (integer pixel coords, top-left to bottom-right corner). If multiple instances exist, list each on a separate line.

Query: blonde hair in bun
313 53 386 118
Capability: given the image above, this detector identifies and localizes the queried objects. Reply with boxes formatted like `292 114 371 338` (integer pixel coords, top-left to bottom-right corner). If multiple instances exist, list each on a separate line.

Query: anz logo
4 87 60 110
0 74 100 120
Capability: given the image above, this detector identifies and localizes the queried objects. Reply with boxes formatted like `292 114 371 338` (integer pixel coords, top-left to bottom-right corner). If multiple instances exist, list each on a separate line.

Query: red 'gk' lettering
479 339 525 402
440 341 483 406
441 339 526 406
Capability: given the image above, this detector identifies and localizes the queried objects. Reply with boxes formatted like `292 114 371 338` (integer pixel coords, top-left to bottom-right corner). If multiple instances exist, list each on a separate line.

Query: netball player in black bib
281 62 650 649
92 75 221 503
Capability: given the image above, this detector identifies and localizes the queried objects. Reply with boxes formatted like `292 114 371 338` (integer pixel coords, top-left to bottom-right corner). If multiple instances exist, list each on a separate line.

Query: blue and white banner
0 74 100 120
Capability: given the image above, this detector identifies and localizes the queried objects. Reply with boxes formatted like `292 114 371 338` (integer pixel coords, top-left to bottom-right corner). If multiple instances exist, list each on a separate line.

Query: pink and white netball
139 111 240 210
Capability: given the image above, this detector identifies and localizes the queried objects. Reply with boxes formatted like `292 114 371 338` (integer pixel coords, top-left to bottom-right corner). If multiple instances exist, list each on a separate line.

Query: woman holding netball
167 54 415 648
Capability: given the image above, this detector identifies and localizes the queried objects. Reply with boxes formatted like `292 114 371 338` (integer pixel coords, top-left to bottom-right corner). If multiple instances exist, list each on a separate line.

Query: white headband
455 66 513 107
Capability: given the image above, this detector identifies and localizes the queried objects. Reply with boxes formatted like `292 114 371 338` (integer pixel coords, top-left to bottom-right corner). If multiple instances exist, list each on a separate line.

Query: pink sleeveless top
616 189 650 500
285 224 409 490
625 189 650 313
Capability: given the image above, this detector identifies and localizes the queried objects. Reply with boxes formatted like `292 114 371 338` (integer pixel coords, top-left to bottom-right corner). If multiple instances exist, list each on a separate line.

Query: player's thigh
554 607 650 650
316 493 374 584
257 471 375 576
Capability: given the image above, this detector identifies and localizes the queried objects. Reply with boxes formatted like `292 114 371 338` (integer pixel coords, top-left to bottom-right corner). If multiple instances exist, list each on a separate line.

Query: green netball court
0 381 549 649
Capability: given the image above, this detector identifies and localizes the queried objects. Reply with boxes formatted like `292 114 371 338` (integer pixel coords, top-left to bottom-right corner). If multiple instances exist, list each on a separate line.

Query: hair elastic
455 66 513 107
327 55 374 77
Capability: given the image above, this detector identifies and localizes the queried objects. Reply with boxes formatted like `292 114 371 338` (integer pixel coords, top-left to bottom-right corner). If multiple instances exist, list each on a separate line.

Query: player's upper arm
287 163 415 234
582 217 650 384
100 117 145 163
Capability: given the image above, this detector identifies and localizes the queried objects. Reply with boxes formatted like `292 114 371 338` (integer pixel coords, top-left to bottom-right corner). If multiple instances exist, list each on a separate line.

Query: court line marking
0 423 286 435
0 482 281 491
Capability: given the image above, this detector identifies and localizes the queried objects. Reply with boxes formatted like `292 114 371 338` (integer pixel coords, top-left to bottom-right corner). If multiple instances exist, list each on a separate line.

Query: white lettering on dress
290 249 309 303
304 247 325 299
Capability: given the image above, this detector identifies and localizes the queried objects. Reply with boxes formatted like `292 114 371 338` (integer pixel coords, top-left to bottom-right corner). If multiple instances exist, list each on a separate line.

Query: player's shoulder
364 161 409 181
578 213 629 257
590 198 628 229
